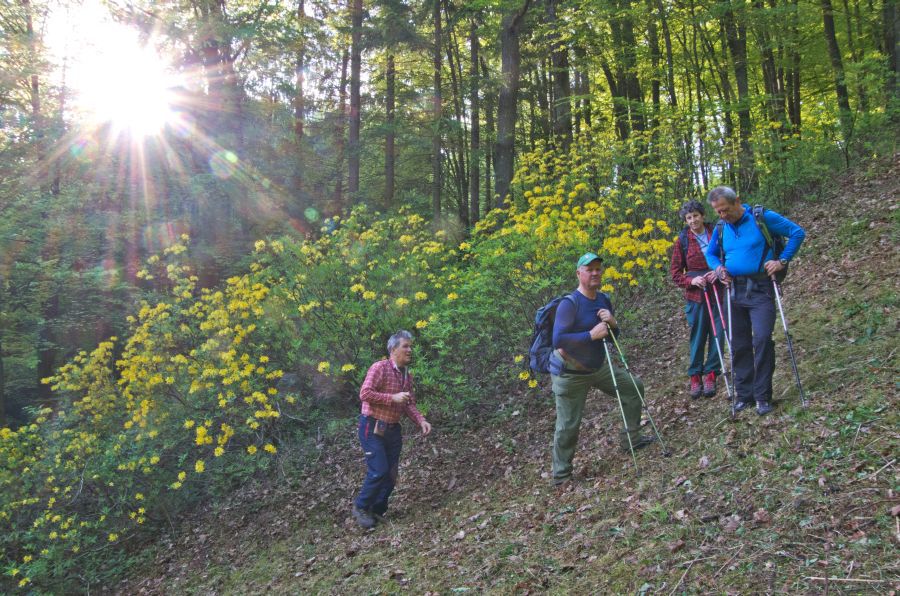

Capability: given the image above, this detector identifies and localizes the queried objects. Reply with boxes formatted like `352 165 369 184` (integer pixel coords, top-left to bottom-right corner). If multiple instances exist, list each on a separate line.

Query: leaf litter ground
118 155 899 594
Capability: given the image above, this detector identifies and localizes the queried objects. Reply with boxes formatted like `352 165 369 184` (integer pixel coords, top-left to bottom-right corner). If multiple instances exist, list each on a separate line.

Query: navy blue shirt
705 204 806 276
552 289 615 371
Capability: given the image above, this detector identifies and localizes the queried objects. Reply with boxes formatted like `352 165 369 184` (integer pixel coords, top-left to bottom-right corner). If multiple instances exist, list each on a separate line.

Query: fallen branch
805 577 894 584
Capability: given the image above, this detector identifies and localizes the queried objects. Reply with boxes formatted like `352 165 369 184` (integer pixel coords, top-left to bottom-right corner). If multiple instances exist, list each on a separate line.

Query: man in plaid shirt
352 330 432 529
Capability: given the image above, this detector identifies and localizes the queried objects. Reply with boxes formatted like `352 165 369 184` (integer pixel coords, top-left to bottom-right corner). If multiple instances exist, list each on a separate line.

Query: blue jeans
354 415 402 515
685 299 723 376
730 278 776 404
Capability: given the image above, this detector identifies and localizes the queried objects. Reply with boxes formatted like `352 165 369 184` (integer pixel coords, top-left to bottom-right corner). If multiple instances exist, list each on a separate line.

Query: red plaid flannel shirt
359 359 426 427
670 223 714 303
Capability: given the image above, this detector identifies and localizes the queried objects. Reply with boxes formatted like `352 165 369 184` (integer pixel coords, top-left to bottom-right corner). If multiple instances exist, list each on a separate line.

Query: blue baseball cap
576 252 603 268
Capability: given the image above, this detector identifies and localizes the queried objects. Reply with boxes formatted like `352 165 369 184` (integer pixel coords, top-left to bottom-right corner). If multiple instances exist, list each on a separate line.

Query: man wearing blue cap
549 252 656 486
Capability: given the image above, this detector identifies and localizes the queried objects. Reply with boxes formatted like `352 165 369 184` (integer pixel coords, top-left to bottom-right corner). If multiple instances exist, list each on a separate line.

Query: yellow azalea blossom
183 420 195 429
528 379 538 388
414 291 428 301
178 471 186 481
259 355 269 363
447 292 459 300
341 363 356 372
415 320 428 329
264 444 277 454
514 354 524 363
518 370 531 381
317 361 330 373
362 290 376 300
247 445 258 455
194 460 205 473
395 297 410 308
108 533 118 542
214 447 224 457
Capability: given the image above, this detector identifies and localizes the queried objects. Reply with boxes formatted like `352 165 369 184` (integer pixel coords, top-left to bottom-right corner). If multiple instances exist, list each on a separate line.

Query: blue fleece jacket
705 204 806 276
551 290 615 371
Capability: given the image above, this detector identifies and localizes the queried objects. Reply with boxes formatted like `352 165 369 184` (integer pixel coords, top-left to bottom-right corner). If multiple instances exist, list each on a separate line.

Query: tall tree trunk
658 0 678 108
444 5 469 226
883 0 898 106
482 58 495 209
294 0 306 145
293 0 306 192
349 0 363 198
23 0 46 193
546 0 572 149
385 53 396 208
821 0 854 138
36 293 59 403
841 0 868 110
646 0 662 124
469 19 481 226
722 0 755 191
574 46 593 128
494 0 533 207
786 0 803 133
334 49 350 207
432 0 443 219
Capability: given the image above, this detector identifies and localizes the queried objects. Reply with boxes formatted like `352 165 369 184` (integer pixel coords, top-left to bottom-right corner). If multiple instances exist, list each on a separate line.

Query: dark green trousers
550 363 643 483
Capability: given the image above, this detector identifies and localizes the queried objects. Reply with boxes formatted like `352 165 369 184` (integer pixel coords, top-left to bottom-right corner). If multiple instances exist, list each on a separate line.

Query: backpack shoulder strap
752 204 776 250
678 228 689 264
752 204 778 270
715 219 725 264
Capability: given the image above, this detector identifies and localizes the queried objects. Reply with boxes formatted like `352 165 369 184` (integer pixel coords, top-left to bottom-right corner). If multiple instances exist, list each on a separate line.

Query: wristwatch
779 258 789 267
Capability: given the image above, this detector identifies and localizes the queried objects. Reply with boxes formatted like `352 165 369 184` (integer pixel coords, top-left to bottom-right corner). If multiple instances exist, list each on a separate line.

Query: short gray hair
707 185 738 205
387 330 413 354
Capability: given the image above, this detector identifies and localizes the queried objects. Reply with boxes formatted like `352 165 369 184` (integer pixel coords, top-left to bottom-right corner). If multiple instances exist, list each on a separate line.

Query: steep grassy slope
119 155 899 594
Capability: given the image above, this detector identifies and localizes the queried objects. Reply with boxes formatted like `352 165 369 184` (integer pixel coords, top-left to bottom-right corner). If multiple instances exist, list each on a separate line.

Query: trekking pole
702 286 735 405
710 283 732 354
603 339 640 475
725 284 737 419
771 277 808 408
606 332 671 457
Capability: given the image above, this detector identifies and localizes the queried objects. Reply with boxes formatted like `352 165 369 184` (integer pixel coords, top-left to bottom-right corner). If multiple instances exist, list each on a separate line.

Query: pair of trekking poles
700 277 807 419
601 331 671 476
606 275 806 475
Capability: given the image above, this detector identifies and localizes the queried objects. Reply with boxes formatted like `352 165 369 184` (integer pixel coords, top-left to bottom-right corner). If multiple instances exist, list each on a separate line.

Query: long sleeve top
670 223 715 303
359 358 426 426
705 204 806 276
551 290 615 372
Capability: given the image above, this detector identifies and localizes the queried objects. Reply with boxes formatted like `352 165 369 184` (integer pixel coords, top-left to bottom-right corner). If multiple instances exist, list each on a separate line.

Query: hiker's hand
691 276 707 288
590 321 609 340
391 392 410 405
704 271 718 283
597 309 616 328
419 420 432 436
764 259 784 276
715 266 732 286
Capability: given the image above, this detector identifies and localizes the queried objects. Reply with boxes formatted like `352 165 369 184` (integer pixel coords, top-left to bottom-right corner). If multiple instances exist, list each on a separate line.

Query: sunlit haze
47 1 179 137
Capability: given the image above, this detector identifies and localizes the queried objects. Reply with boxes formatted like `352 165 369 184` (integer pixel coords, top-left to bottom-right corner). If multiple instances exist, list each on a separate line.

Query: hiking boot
733 400 753 413
756 401 774 416
689 374 702 399
351 505 376 529
703 372 717 397
620 434 657 453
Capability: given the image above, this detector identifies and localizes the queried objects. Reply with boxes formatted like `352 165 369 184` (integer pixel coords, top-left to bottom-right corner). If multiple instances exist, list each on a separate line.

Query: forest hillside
115 154 899 594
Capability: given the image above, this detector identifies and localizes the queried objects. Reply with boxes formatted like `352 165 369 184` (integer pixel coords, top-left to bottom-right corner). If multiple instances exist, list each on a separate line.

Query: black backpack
529 293 578 374
715 204 788 282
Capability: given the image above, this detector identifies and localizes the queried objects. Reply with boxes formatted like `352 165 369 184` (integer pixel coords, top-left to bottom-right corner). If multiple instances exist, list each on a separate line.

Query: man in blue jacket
549 253 655 486
705 186 806 415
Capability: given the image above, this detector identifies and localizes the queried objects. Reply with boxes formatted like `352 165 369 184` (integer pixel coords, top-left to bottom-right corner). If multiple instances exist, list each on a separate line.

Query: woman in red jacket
669 201 723 398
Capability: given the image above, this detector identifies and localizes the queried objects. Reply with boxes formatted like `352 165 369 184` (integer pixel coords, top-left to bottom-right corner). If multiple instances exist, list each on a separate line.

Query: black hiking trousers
730 277 776 405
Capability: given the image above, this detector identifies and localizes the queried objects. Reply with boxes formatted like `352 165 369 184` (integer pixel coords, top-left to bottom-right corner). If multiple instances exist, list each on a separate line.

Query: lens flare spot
303 207 319 222
210 151 239 179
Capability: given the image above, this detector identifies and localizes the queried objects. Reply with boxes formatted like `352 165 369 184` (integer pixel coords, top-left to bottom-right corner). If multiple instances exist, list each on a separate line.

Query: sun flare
48 2 179 137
